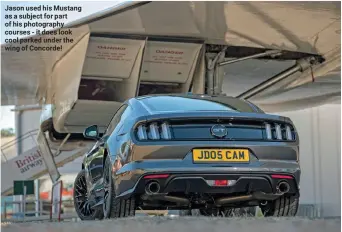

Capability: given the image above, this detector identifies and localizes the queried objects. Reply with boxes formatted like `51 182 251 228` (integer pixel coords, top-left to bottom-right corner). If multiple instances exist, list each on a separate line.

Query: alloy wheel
74 172 95 217
103 157 113 217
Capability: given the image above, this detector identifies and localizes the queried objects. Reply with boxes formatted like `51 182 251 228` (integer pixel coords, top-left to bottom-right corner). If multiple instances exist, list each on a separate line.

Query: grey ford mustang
73 94 300 219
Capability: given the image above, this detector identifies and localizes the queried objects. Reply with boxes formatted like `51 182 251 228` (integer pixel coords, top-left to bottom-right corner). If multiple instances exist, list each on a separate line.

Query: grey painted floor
2 217 340 232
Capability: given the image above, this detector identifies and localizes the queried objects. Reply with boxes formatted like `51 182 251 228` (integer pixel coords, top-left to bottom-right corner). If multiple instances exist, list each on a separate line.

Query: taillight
136 122 172 141
137 125 148 140
143 174 170 179
271 174 293 179
149 123 160 140
285 125 293 140
160 122 172 139
264 122 295 141
275 124 282 140
265 123 272 140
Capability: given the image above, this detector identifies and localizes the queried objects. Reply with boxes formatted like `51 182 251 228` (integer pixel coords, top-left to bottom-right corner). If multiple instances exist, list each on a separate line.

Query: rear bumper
136 173 298 194
114 160 300 198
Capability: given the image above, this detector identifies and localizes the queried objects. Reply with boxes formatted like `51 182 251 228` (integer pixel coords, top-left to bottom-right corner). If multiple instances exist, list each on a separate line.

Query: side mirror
83 125 99 140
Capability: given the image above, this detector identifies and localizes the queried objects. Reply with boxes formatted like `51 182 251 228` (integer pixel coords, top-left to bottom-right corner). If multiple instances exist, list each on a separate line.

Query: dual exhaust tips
144 180 291 208
145 179 290 196
145 181 161 195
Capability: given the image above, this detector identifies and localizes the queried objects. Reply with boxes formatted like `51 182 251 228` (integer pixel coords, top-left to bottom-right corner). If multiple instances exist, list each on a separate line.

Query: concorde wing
1 1 340 112
1 25 90 106
1 1 148 106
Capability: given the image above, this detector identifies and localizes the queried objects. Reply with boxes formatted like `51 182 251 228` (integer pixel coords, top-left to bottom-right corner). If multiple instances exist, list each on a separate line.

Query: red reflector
143 174 169 179
214 180 228 186
271 174 293 179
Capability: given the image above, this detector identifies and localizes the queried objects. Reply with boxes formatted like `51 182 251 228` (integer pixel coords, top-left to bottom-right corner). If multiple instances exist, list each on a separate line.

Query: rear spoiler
143 111 288 123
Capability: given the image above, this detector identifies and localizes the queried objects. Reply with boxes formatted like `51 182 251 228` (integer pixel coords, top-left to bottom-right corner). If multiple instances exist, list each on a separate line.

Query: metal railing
2 199 78 222
1 198 171 223
1 129 39 163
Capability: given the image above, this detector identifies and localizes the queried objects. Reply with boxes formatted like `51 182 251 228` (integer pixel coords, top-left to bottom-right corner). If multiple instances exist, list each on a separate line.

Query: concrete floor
2 217 340 232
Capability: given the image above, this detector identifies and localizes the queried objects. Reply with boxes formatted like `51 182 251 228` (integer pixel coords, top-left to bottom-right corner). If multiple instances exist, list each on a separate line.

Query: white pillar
35 179 40 216
13 110 23 216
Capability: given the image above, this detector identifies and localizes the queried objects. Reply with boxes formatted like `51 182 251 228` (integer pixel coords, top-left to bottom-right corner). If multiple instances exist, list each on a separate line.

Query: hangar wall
277 104 341 217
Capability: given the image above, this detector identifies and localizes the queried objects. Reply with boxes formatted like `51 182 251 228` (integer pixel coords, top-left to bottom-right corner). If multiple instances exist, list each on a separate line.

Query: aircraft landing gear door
139 41 203 96
52 37 146 134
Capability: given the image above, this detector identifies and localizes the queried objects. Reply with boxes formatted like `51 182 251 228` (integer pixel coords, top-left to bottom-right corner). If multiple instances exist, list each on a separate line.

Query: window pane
105 105 127 135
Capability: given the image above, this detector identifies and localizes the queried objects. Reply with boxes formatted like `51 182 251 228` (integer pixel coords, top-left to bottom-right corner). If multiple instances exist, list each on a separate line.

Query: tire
96 211 104 220
103 156 135 218
261 195 299 217
73 170 103 220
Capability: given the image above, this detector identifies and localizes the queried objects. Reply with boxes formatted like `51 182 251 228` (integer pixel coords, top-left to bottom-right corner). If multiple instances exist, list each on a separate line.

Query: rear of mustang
115 95 300 212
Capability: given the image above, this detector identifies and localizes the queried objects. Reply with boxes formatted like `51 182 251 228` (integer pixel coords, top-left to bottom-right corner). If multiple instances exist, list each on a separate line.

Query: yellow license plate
193 149 250 162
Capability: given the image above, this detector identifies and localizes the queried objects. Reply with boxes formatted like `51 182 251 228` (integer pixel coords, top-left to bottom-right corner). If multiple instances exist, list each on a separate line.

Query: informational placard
82 37 144 79
140 41 202 83
50 180 63 221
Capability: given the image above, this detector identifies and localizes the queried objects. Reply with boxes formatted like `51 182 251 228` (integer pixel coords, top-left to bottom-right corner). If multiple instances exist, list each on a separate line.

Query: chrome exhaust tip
277 181 290 194
145 181 160 195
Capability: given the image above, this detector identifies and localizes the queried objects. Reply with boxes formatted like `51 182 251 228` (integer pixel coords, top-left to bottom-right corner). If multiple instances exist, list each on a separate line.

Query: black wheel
103 156 135 218
261 195 299 217
73 170 103 220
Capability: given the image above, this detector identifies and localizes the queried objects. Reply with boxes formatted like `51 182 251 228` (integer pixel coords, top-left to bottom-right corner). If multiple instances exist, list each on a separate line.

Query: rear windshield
139 96 258 113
